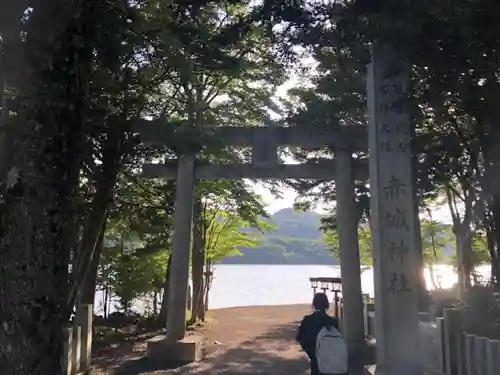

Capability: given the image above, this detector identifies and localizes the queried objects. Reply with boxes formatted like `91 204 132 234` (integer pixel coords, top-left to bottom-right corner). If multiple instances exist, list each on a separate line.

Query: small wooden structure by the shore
309 277 343 318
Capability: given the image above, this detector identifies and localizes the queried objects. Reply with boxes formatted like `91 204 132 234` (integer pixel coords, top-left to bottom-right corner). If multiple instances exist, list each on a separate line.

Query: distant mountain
220 208 337 265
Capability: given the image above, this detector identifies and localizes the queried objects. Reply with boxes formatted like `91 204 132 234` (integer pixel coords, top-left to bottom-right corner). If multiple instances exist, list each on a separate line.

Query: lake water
209 265 345 308
208 264 491 309
94 264 491 314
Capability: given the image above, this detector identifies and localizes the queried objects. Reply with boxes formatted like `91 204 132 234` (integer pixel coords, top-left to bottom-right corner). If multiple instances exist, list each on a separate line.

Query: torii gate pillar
166 153 196 341
336 148 365 374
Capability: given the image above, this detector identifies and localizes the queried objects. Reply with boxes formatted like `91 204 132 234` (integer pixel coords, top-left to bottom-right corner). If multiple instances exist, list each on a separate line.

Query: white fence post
72 325 81 373
474 337 488 375
465 334 476 375
486 339 495 375
75 304 93 371
443 308 464 375
62 327 73 375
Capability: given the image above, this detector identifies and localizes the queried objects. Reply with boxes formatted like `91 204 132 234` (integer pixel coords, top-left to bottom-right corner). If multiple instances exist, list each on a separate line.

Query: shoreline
92 264 486 316
208 303 312 312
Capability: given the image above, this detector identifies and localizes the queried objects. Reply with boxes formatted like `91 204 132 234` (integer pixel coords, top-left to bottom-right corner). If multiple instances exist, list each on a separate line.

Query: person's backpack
315 325 348 374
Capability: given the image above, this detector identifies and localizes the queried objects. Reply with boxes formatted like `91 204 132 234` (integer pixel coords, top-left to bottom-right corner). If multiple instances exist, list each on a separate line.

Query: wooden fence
62 304 93 375
362 298 500 375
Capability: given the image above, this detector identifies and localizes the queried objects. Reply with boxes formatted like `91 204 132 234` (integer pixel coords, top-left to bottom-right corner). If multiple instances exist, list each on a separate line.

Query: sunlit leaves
324 219 454 267
203 209 272 263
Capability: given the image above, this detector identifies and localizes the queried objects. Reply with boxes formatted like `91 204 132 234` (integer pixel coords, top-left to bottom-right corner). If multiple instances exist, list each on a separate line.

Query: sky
252 182 298 213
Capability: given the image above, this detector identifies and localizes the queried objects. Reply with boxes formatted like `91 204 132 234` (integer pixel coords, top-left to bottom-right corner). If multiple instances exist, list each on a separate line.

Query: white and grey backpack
315 325 348 374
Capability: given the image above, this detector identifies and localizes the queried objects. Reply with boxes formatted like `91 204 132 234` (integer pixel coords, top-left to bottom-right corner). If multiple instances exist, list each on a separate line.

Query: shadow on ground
115 320 309 375
202 321 309 375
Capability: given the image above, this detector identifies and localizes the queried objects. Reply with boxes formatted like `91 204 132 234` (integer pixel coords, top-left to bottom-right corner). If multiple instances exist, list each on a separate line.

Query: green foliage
96 172 175 312
324 219 454 266
110 176 176 251
204 210 269 263
462 286 500 339
101 212 170 312
276 0 500 285
82 0 299 315
448 231 491 269
420 220 454 265
324 226 373 266
220 208 336 265
470 233 492 266
103 246 169 311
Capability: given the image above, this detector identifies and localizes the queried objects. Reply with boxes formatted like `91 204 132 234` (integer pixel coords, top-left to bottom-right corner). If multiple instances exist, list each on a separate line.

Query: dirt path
112 304 313 375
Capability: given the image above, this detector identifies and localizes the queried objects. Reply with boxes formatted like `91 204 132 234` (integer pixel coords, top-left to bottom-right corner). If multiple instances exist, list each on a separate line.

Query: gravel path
110 304 312 375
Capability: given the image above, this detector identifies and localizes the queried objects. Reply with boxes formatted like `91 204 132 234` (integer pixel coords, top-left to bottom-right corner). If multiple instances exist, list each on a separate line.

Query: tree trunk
0 3 96 373
103 273 109 319
204 260 213 311
104 283 109 319
153 291 158 316
78 221 106 306
455 222 473 291
490 199 500 285
426 213 439 291
481 114 500 287
411 144 428 310
483 225 499 284
461 224 473 288
67 123 124 314
490 249 500 286
473 184 498 285
446 187 473 294
191 200 206 322
157 254 172 326
204 279 210 312
453 225 467 292
0 3 30 183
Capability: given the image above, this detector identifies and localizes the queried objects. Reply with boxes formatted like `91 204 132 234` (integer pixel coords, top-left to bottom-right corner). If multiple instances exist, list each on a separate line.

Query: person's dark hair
312 292 329 311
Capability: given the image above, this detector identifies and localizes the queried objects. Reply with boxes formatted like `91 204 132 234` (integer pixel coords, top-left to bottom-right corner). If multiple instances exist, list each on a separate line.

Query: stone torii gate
136 121 369 366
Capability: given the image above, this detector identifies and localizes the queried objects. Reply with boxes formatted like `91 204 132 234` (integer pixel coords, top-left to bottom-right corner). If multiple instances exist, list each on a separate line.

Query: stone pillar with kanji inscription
367 43 421 375
166 153 196 341
336 148 365 374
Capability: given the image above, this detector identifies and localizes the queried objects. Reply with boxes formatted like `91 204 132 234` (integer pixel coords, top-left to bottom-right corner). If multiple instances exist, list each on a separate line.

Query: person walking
296 293 348 375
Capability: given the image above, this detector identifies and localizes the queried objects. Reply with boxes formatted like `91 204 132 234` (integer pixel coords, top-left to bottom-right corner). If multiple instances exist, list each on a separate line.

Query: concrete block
146 334 203 365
